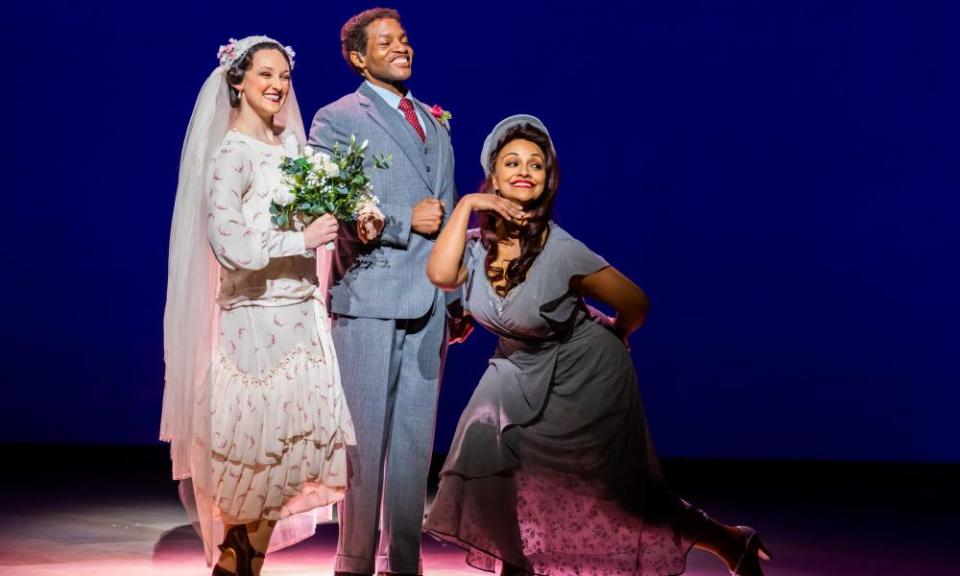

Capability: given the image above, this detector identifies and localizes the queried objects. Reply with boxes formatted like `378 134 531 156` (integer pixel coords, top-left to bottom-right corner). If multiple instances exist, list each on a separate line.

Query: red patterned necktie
398 97 426 142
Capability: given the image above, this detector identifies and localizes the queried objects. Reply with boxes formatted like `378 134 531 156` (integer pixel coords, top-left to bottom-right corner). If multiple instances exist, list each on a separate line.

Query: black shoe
215 525 265 576
728 526 772 576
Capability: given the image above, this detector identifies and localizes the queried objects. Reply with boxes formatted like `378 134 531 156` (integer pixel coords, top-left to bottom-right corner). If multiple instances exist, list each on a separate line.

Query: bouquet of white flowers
271 135 390 250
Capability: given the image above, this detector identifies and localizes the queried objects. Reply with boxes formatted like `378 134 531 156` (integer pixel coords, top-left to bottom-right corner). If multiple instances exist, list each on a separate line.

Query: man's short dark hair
340 7 402 76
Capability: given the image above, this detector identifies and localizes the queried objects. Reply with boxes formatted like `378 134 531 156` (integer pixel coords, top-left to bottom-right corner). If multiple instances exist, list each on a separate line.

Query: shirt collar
364 80 414 110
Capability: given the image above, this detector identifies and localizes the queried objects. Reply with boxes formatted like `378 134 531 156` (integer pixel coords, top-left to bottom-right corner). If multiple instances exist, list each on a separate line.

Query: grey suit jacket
308 82 457 320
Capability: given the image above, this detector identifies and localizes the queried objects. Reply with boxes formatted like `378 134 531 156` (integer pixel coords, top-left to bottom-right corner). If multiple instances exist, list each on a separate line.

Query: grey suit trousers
332 291 446 575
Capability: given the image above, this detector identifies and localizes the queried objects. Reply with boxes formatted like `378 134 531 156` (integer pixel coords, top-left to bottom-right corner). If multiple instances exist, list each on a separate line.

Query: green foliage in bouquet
270 134 391 228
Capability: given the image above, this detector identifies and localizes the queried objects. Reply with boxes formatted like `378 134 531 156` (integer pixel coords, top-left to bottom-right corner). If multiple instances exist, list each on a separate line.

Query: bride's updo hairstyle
216 36 296 108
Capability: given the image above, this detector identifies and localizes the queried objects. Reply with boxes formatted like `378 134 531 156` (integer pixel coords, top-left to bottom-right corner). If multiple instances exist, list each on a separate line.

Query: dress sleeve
206 142 306 271
539 228 609 326
557 233 609 283
464 228 485 270
458 229 487 312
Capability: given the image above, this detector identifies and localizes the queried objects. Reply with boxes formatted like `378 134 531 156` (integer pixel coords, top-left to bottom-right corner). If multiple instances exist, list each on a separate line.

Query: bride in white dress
161 36 380 576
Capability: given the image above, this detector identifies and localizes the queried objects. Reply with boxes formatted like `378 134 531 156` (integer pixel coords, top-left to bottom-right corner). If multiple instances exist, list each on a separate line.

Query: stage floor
0 446 955 575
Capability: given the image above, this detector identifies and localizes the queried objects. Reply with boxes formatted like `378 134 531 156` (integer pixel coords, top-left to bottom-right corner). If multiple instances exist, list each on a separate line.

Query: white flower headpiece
217 35 296 70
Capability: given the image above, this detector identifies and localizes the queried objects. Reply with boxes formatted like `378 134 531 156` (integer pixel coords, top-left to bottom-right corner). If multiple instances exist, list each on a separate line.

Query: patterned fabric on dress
424 223 705 576
205 130 355 528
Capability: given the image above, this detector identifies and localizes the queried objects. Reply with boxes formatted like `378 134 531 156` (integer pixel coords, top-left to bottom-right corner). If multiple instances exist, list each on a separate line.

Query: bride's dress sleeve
206 143 306 271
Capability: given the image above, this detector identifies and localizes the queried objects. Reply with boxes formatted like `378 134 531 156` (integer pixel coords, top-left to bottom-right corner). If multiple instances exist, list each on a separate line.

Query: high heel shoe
496 558 530 576
729 525 772 576
212 524 265 576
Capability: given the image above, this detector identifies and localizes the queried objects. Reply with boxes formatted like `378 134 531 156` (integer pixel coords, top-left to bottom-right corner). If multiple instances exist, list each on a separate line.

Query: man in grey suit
307 8 466 576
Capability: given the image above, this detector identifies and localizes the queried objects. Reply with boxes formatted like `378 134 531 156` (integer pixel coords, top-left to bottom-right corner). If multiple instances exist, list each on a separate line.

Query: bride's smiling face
233 48 290 117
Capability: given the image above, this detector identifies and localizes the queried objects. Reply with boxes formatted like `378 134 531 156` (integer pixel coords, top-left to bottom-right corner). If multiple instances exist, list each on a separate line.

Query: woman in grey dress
424 115 772 576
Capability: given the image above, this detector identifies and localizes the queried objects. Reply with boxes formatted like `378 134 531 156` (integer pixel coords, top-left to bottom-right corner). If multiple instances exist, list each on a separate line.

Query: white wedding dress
205 129 355 524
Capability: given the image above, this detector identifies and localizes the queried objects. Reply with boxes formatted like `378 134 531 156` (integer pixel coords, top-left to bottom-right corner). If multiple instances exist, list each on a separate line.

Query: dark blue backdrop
2 1 957 461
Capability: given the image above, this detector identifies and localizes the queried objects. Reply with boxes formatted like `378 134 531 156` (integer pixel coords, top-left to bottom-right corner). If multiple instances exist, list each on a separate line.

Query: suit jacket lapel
357 83 432 190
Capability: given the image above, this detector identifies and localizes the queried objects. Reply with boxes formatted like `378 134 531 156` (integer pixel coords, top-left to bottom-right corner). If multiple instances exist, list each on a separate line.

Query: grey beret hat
480 114 554 175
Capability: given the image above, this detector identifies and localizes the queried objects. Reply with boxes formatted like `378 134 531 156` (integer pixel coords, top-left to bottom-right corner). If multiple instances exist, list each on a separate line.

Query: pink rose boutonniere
430 104 453 130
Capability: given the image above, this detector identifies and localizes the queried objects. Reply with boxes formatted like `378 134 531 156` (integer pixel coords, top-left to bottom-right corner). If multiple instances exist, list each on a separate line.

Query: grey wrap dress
425 223 704 576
